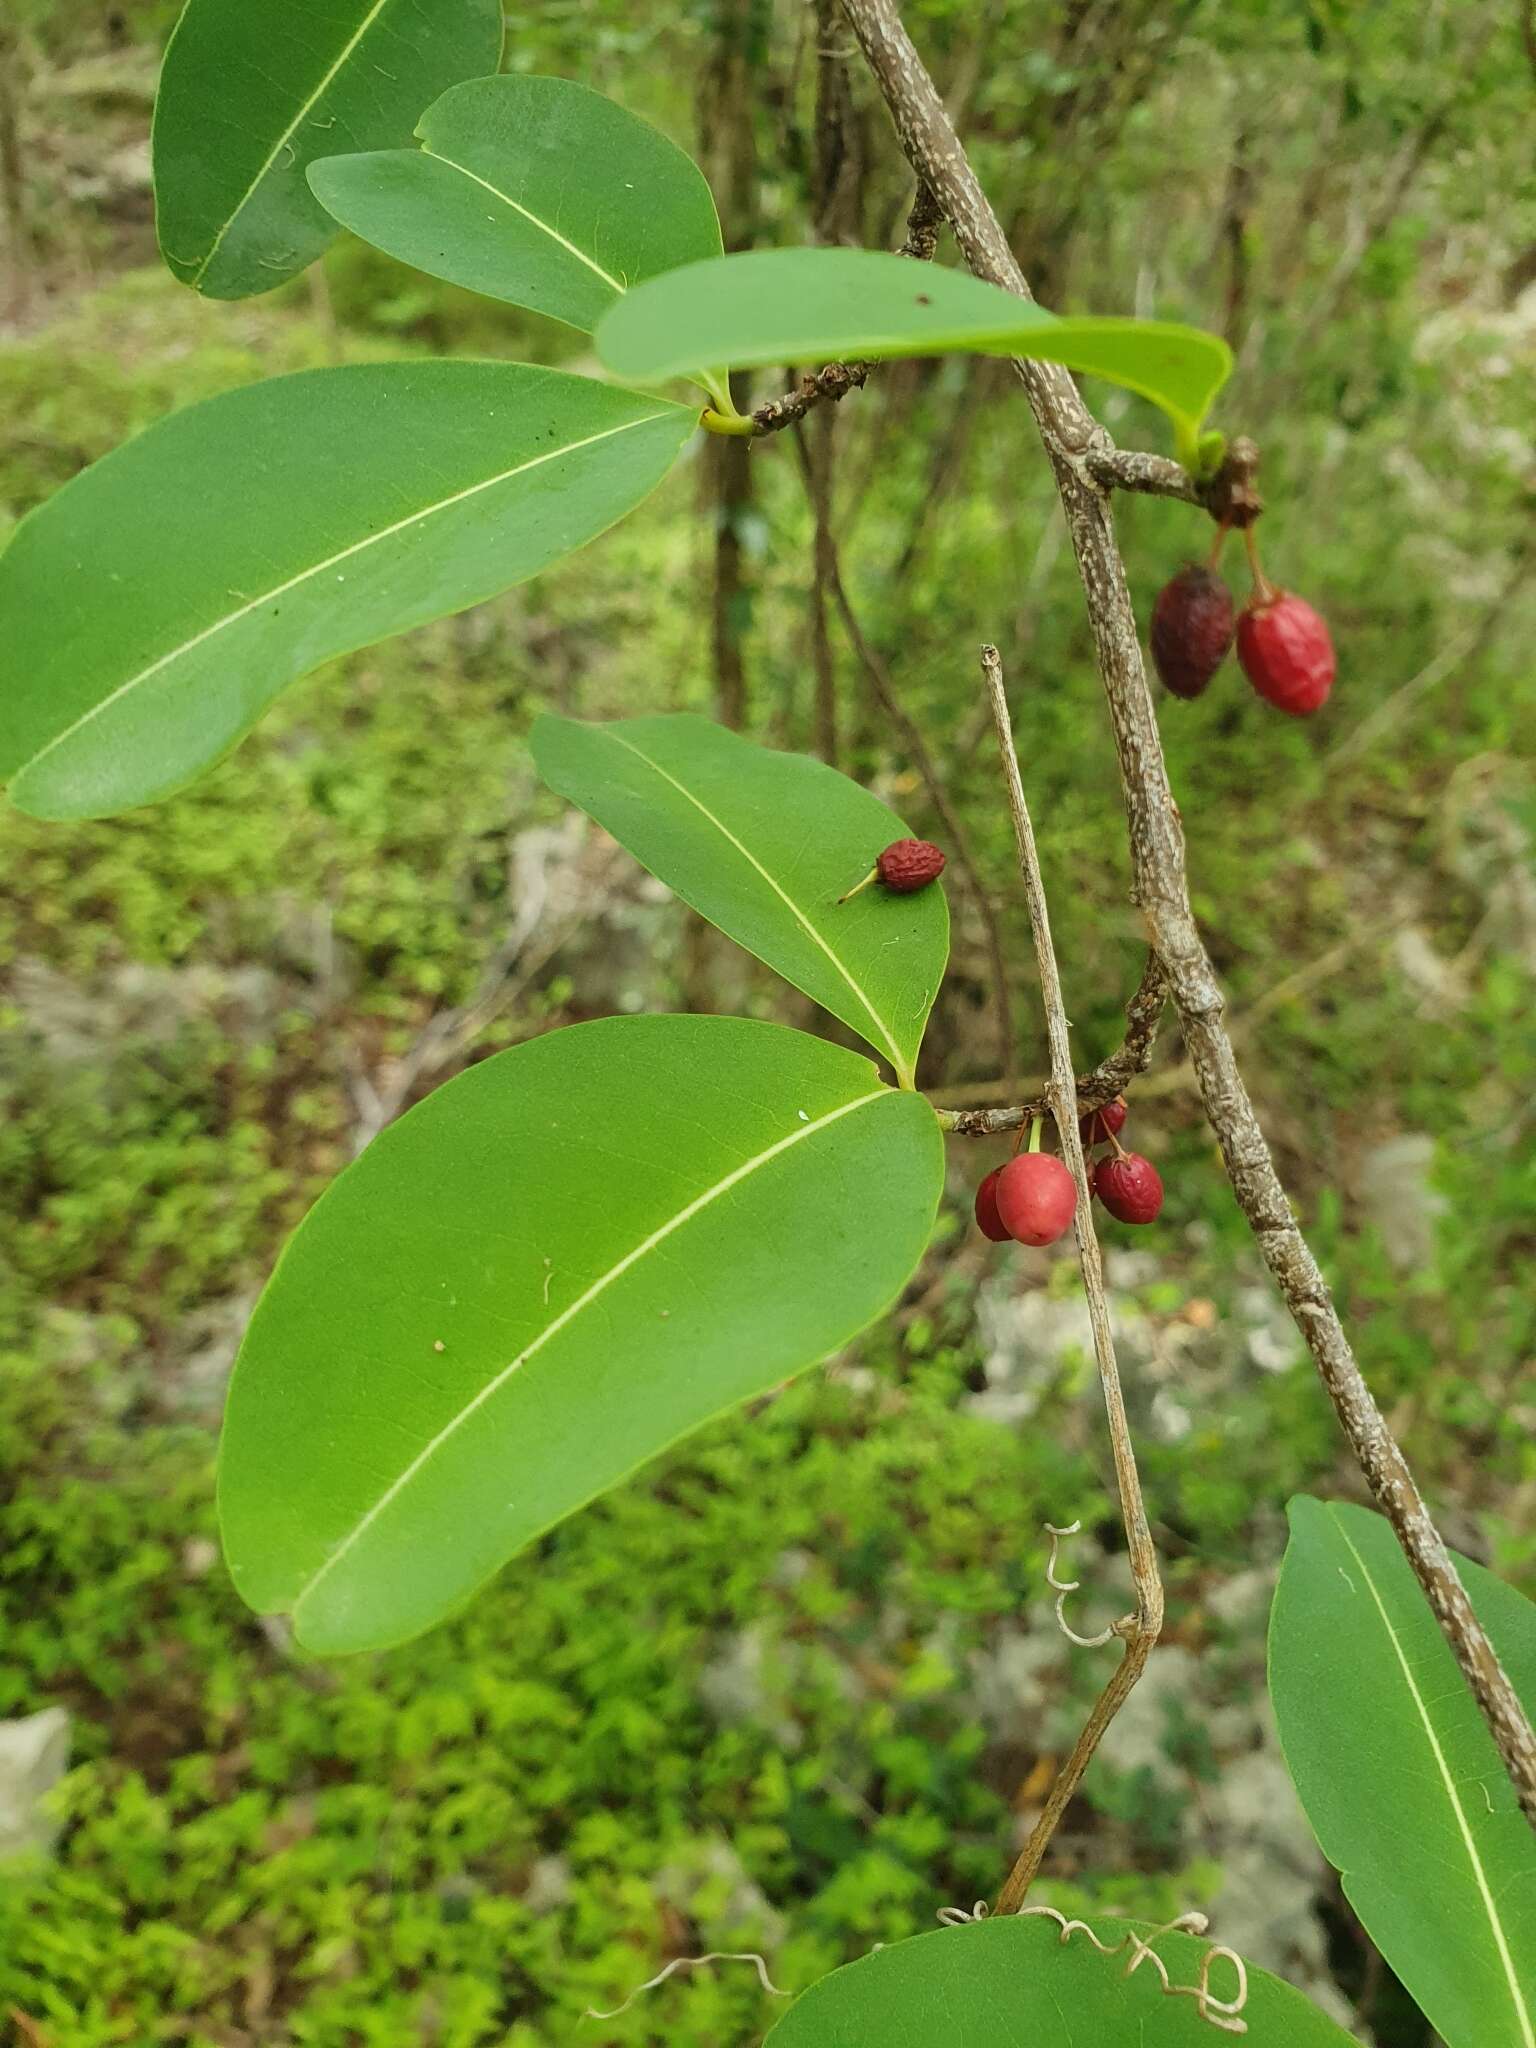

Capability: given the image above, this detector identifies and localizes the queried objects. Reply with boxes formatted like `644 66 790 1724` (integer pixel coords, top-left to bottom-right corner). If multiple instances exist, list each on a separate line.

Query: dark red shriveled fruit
1079 1096 1128 1146
876 838 946 893
839 838 947 904
1150 565 1235 700
994 1152 1077 1247
1093 1152 1164 1226
1236 591 1335 715
974 1166 1012 1243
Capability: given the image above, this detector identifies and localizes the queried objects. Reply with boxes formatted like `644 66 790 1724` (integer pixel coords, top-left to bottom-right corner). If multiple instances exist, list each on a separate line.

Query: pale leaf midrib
189 0 393 288
292 1086 890 1614
419 145 625 295
18 409 674 786
601 730 908 1075
1333 1510 1534 2047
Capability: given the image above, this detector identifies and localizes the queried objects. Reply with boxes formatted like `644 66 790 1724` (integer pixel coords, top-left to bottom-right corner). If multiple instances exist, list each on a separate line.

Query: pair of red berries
974 1097 1165 1247
1151 561 1334 716
1079 1096 1164 1226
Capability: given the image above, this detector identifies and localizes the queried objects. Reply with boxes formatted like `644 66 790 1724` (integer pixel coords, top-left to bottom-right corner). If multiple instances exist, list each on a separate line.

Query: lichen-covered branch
937 950 1167 1135
749 182 944 437
840 0 1536 1834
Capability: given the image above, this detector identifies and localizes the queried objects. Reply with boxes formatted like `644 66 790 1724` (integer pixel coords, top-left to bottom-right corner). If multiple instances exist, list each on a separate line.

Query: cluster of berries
1151 539 1334 716
973 1096 1164 1249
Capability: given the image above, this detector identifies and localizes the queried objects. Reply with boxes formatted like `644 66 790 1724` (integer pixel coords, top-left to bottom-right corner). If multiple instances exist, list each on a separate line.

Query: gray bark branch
839 0 1536 1838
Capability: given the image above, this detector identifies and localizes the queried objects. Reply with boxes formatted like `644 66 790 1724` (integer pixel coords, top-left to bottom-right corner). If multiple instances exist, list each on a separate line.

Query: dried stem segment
979 645 1163 1910
841 0 1536 1830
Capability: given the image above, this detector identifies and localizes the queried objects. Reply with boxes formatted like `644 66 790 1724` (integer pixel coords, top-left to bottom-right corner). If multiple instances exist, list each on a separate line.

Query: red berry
876 839 946 893
1079 1096 1128 1146
1236 591 1335 715
974 1166 1012 1242
1150 565 1235 699
994 1153 1077 1247
1094 1152 1164 1225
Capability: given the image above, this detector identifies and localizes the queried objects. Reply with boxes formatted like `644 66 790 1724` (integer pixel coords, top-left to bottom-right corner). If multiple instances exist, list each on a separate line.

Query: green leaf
531 714 949 1088
220 1016 942 1654
764 1913 1357 2045
152 0 504 300
308 74 722 334
0 364 693 820
1270 1497 1536 2048
596 246 1232 454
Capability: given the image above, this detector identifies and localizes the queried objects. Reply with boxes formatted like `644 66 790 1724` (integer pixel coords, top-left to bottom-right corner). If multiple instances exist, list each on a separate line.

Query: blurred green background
1 1 1532 2042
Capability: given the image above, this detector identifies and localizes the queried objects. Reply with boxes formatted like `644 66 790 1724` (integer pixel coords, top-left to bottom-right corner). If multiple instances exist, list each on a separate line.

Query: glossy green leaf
765 1913 1357 2045
596 246 1232 454
308 74 721 333
531 714 949 1088
0 364 693 820
1270 1497 1536 2048
152 0 504 299
220 1015 942 1655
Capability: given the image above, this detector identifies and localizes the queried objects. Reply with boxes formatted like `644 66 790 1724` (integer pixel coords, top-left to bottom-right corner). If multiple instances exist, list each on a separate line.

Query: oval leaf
531 714 949 1088
309 74 722 333
1270 1497 1536 2048
765 1913 1357 2046
152 0 504 300
220 1016 943 1655
596 246 1231 451
0 364 693 820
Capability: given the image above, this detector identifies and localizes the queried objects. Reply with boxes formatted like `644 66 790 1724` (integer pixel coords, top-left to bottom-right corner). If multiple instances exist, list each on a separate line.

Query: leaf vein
292 1085 890 1616
420 145 626 296
600 729 910 1078
16 409 676 788
1330 1507 1535 2047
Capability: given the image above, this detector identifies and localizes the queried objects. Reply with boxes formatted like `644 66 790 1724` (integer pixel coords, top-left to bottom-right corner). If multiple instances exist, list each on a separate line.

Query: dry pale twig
979 644 1163 1911
839 0 1536 1835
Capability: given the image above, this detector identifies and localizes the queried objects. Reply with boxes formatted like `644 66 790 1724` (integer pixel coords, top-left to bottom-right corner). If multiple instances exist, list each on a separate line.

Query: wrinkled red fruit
1237 591 1335 715
994 1153 1078 1247
1150 565 1235 699
1079 1096 1128 1146
1093 1152 1164 1225
974 1166 1012 1242
876 839 946 893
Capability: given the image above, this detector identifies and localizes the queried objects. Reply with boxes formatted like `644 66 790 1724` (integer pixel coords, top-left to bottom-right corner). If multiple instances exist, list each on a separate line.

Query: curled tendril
1043 1518 1117 1649
583 1951 787 2022
935 1900 1249 2035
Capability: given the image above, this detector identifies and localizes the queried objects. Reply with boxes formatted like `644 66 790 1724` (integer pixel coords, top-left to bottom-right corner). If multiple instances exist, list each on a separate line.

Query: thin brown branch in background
840 0 1536 1831
1215 125 1256 350
0 19 32 324
938 949 1167 1134
827 552 1015 1081
978 644 1163 1911
807 411 841 764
